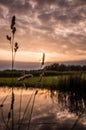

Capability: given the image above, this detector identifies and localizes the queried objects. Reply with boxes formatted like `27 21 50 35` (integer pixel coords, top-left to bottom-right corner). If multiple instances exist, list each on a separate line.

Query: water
0 60 86 70
0 61 41 70
0 87 86 130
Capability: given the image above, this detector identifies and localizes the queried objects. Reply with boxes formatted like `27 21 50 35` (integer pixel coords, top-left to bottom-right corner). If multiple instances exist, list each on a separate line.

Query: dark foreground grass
58 74 86 91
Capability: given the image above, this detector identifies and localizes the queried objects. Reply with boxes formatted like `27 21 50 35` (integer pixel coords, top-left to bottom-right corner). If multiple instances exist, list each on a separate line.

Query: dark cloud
38 13 51 23
75 0 86 5
57 0 71 7
11 1 31 13
53 11 84 23
0 0 13 4
36 0 86 27
37 0 74 8
37 0 56 5
0 0 31 16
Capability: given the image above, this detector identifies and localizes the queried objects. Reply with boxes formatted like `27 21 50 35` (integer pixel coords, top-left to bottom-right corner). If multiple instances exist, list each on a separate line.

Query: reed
6 15 19 130
17 53 45 130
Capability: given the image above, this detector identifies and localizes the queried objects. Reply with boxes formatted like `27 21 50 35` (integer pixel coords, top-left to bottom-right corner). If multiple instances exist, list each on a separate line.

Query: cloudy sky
0 0 86 62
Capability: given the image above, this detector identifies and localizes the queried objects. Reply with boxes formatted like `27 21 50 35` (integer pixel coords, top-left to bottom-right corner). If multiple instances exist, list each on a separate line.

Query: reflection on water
58 91 86 116
0 87 86 130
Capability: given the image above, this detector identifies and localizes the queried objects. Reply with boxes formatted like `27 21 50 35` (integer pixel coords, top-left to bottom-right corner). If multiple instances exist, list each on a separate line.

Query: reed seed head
41 53 45 66
0 104 3 107
18 74 33 81
6 35 11 41
14 42 19 52
11 15 16 29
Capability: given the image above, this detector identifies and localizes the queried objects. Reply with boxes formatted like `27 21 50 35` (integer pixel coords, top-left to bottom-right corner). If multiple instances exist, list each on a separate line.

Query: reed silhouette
6 15 19 130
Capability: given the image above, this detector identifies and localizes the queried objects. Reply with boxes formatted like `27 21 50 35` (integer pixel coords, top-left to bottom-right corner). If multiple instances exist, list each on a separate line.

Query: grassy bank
0 73 86 90
0 76 59 88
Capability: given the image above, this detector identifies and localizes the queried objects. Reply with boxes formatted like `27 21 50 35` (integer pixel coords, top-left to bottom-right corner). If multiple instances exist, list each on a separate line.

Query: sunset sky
0 0 86 62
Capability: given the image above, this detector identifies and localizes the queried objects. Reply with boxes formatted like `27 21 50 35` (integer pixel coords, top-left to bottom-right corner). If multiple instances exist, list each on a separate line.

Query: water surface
0 87 86 130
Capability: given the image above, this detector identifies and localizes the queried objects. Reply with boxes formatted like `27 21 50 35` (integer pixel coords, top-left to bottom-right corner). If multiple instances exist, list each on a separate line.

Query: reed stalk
6 15 19 130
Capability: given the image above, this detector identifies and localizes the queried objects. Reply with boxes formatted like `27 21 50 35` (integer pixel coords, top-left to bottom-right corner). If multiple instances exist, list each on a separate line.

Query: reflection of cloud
0 0 86 61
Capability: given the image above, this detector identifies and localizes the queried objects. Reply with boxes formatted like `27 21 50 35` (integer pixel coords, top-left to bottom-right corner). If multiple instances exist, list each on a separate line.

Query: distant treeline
45 63 86 71
0 64 86 78
0 70 44 78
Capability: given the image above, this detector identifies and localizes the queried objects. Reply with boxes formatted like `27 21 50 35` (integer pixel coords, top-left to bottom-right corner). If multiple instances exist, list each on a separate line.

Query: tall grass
7 16 19 130
58 73 86 92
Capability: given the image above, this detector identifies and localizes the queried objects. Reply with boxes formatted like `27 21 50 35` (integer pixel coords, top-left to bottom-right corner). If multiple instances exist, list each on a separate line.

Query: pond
0 87 86 130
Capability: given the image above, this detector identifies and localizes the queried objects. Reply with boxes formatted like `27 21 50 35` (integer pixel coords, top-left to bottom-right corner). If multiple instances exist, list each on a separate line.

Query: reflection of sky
0 88 86 130
0 0 86 62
